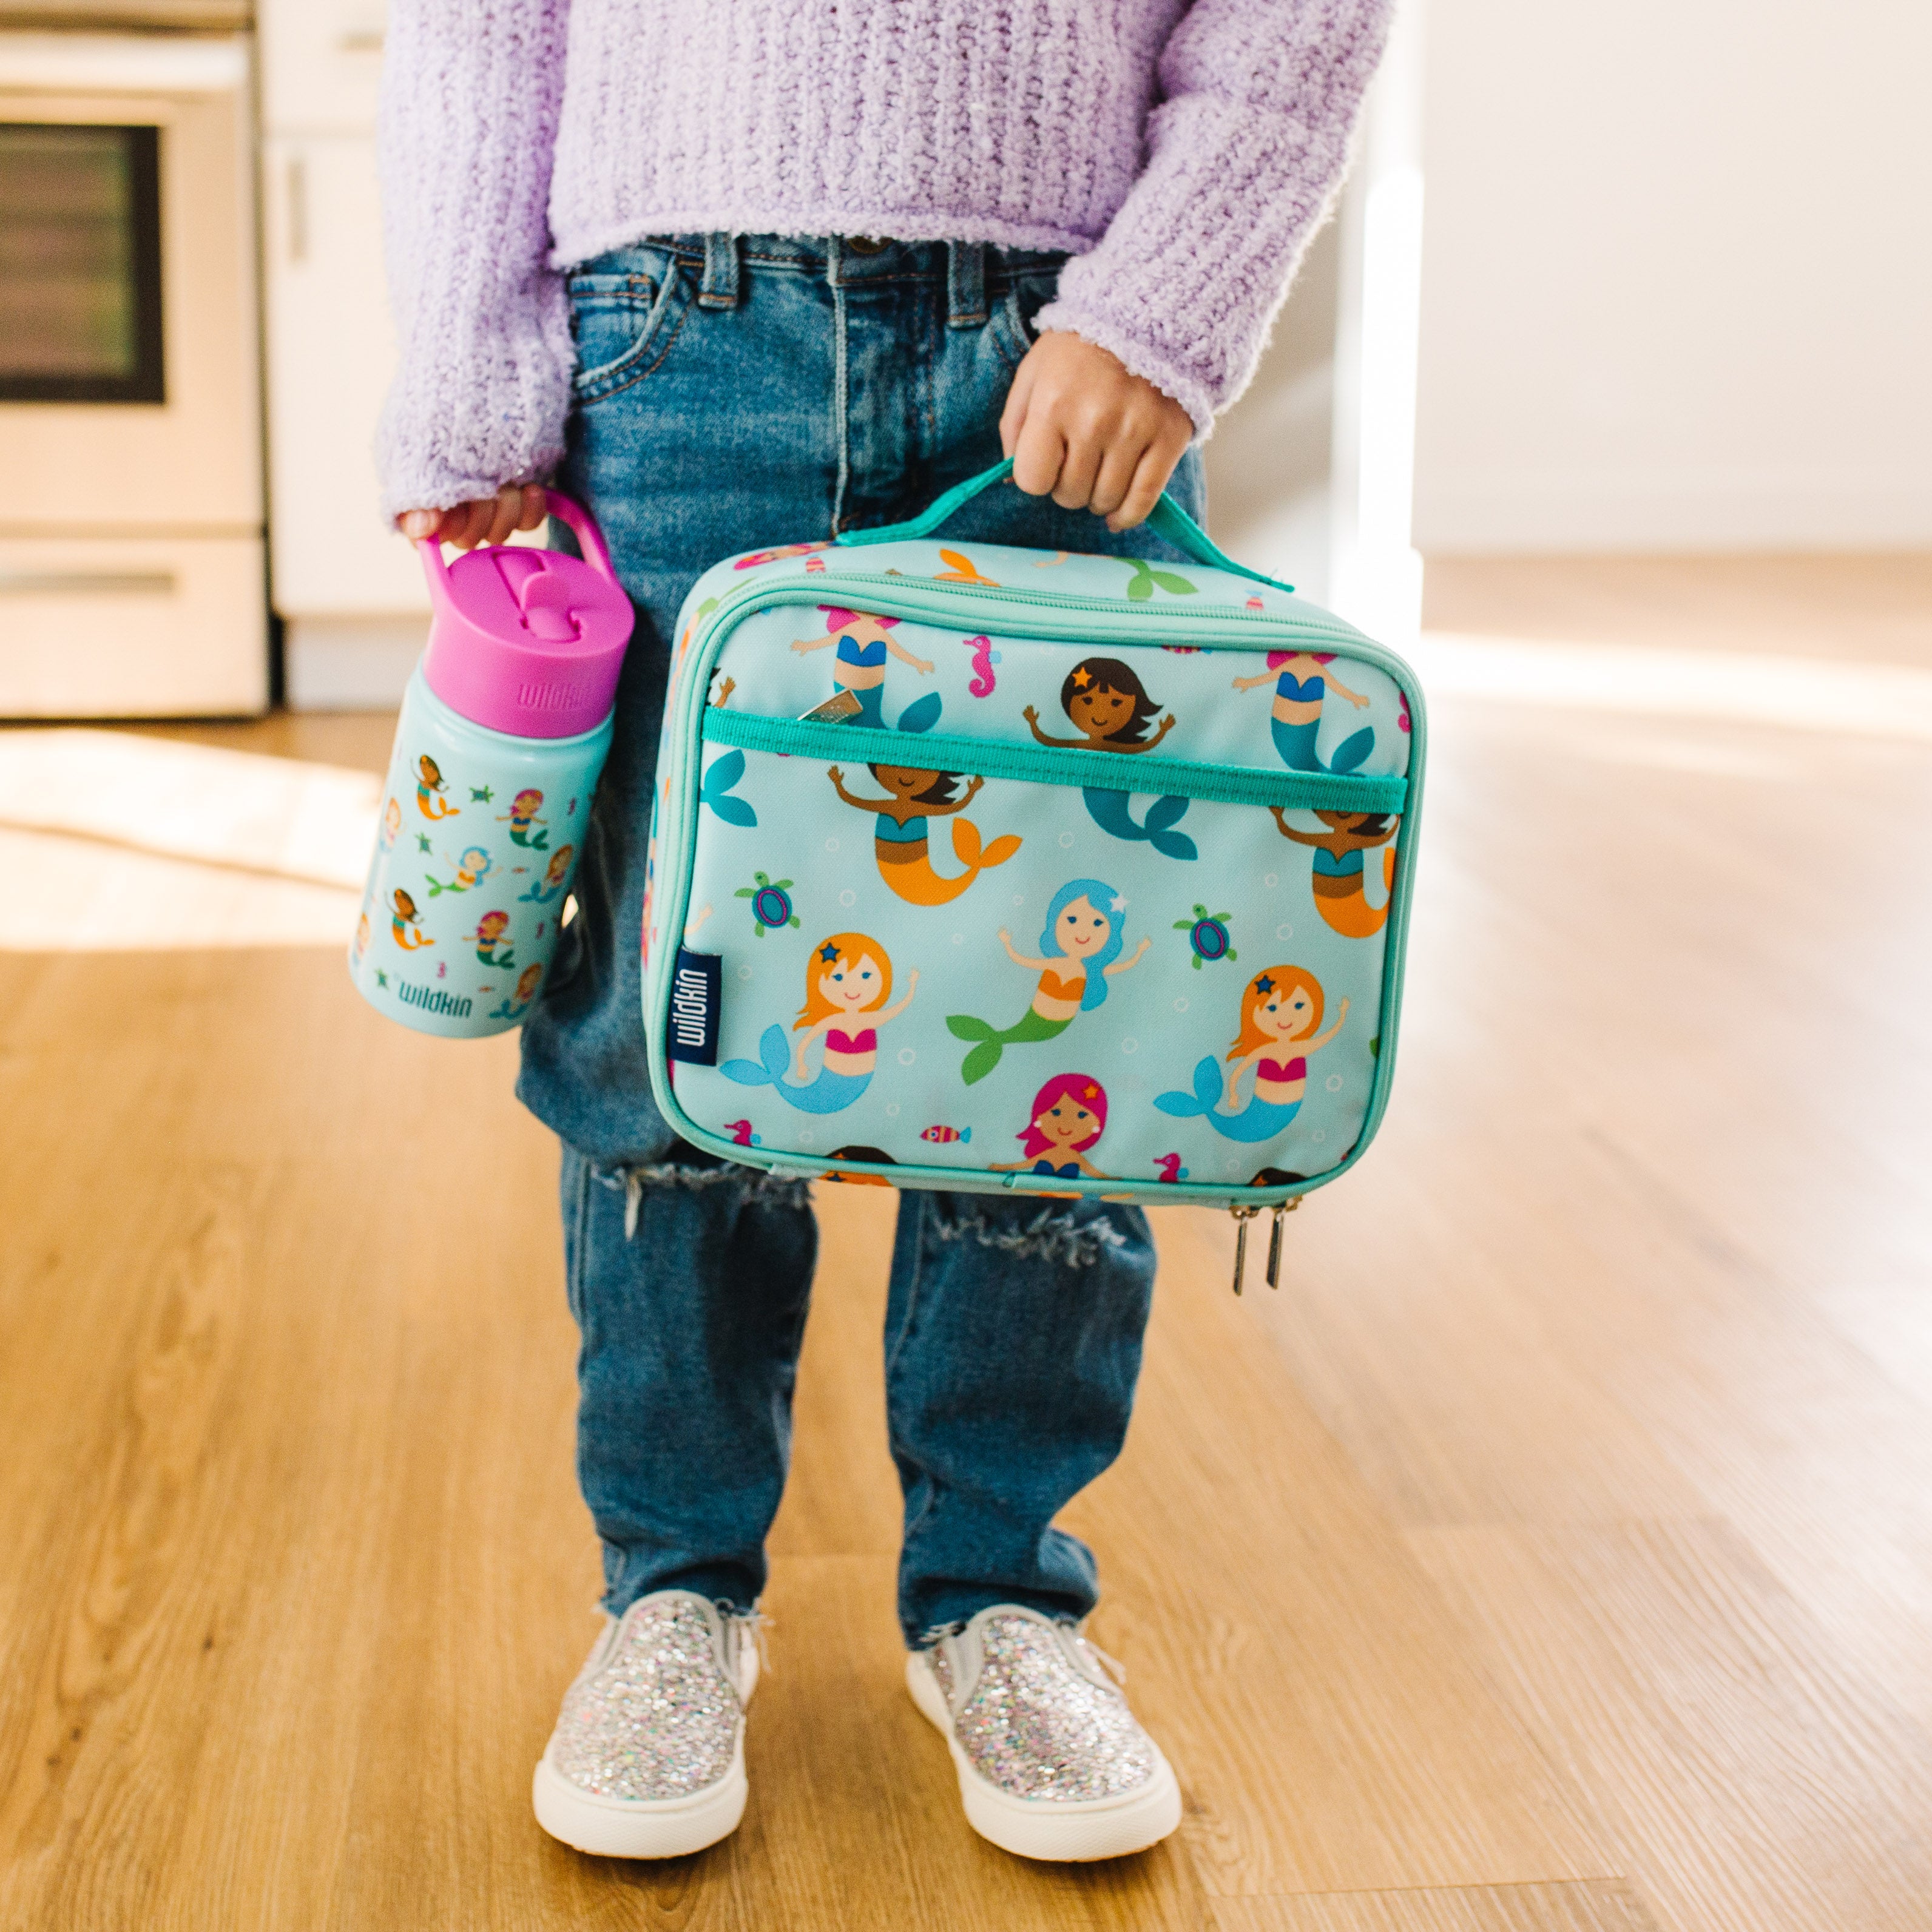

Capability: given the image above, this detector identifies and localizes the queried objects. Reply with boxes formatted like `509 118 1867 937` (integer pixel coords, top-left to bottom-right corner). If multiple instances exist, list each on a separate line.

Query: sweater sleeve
374 0 577 520
1033 0 1394 437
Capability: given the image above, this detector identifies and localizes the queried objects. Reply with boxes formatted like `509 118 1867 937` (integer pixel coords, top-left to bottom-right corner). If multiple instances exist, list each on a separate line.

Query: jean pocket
568 257 695 404
990 269 1058 374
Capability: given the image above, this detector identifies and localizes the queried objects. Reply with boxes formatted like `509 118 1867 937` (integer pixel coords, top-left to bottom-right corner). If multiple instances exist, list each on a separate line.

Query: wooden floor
3 557 1931 1929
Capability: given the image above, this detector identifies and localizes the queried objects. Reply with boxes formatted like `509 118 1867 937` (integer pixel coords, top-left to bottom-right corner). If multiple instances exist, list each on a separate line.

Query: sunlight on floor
0 729 374 951
1412 633 1932 738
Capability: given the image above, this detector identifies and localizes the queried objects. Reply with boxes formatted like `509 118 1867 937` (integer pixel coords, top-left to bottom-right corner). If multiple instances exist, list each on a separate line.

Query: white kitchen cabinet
261 131 421 616
258 0 386 133
258 0 431 707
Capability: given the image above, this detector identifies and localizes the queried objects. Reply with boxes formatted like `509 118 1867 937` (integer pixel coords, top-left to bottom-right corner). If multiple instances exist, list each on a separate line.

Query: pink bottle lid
417 490 635 739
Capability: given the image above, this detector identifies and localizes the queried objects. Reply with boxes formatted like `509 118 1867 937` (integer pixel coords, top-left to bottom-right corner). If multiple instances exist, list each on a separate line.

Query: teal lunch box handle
834 457 1294 595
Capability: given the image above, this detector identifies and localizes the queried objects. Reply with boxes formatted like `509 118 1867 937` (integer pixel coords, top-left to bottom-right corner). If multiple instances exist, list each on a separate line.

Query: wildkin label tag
667 949 723 1065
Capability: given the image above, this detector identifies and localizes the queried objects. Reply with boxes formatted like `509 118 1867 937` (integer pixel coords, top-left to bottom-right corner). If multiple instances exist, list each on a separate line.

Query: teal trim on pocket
700 709 1409 815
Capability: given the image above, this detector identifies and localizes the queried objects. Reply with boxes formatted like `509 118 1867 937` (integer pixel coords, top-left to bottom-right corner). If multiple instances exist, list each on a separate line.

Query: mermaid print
1024 657 1175 755
499 788 549 849
826 762 1022 906
488 962 543 1022
734 540 834 570
425 845 492 897
947 878 1150 1085
720 932 918 1115
415 755 459 820
518 843 575 905
1024 657 1195 858
467 910 515 968
989 1073 1113 1186
791 606 934 727
1155 965 1348 1142
1232 652 1374 774
390 888 431 949
1270 808 1399 937
379 796 402 851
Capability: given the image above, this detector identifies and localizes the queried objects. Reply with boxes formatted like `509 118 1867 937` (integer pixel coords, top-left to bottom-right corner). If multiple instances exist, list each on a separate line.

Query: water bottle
350 490 634 1037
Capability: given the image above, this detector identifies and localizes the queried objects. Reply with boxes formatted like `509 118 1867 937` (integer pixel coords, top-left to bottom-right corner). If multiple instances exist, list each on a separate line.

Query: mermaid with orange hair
1155 964 1348 1141
720 931 919 1114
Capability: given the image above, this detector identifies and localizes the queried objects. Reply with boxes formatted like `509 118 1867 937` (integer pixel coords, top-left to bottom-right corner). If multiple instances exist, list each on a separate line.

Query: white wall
1414 0 1932 553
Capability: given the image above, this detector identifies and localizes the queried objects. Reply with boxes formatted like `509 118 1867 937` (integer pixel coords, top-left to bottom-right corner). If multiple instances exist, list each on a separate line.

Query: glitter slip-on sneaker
907 1604 1183 1862
533 1590 761 1858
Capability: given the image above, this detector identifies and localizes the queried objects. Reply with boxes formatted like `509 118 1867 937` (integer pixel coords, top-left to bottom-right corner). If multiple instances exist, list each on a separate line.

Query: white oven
0 15 266 715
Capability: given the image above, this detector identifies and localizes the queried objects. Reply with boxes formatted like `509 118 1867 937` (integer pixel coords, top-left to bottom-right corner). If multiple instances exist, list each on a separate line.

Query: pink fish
919 1124 971 1145
960 635 999 698
1153 1152 1187 1183
723 1118 760 1148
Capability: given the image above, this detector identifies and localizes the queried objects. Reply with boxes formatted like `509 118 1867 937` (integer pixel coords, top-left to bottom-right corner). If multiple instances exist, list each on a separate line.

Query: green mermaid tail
945 1005 1073 1085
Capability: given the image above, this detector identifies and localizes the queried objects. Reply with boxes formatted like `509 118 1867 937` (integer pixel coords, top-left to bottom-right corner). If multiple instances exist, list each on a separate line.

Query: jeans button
843 235 887 255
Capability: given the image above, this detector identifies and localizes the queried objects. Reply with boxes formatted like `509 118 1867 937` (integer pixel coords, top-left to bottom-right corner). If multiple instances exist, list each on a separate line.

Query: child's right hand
397 483 548 548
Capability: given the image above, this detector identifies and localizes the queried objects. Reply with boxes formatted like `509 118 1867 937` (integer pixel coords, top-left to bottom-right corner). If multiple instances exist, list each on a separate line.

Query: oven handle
0 571 176 596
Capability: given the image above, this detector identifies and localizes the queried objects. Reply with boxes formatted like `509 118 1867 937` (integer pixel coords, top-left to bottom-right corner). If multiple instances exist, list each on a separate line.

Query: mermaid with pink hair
791 606 933 725
1232 650 1374 774
990 1073 1112 1183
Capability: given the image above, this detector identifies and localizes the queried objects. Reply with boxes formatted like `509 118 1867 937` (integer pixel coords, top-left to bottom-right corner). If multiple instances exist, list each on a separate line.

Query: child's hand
1001 333 1194 532
397 483 547 548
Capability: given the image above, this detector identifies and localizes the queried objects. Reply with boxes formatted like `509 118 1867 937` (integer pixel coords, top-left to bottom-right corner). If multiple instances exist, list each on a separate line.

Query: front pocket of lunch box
661 721 1405 1191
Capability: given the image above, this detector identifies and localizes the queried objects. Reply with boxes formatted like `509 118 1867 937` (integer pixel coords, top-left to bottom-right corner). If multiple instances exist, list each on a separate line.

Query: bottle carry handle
414 487 621 595
833 456 1294 595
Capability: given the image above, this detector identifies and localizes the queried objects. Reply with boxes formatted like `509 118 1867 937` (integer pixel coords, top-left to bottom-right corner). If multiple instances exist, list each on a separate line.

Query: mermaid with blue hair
947 877 1150 1086
721 930 918 1114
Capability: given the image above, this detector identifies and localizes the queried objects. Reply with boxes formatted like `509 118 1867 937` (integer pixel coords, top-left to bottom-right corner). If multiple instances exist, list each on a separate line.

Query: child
378 0 1390 1865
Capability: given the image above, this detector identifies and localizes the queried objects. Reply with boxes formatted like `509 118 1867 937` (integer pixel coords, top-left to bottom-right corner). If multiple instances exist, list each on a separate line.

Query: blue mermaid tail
1153 1055 1302 1143
1269 716 1374 775
1082 788 1197 861
720 1024 871 1114
701 749 758 826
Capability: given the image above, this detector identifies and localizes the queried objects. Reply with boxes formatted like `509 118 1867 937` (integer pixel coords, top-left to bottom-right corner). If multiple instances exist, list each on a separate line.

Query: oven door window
0 123 164 405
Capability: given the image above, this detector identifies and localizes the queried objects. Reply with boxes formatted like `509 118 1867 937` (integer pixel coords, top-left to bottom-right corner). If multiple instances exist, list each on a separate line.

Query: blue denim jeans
519 234 1206 1645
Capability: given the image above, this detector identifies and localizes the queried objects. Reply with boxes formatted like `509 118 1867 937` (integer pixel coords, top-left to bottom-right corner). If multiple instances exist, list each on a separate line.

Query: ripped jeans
518 235 1200 1645
561 1149 1155 1641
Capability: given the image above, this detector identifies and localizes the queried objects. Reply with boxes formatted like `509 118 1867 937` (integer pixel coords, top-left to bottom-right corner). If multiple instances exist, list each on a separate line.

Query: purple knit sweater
376 0 1393 519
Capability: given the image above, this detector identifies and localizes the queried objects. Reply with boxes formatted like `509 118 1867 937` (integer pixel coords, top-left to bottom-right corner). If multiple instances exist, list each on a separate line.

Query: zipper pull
1265 1197 1300 1290
1228 1205 1259 1295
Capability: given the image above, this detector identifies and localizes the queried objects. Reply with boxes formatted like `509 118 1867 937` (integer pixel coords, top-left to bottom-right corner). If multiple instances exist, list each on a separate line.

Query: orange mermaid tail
874 816 1022 907
1311 844 1397 938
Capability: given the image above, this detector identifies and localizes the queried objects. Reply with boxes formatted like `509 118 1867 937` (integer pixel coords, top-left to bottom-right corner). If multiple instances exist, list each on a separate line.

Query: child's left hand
1001 332 1195 532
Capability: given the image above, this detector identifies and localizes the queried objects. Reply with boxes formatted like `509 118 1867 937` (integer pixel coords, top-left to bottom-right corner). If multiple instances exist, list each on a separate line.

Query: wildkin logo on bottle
667 949 722 1065
395 978 475 1019
516 678 589 711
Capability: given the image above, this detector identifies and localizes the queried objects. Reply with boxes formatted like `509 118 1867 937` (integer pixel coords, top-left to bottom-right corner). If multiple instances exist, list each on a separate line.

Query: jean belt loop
699 231 741 311
947 240 988 330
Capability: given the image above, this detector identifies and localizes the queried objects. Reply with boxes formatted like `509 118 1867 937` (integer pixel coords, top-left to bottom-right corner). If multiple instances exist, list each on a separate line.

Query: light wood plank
1212 1879 1657 1931
1069 1203 1610 1899
1410 1521 1932 1932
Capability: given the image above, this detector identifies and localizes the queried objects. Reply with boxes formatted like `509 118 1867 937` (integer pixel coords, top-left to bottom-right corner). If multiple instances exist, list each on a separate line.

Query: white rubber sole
906 1653 1183 1862
532 1736 747 1858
